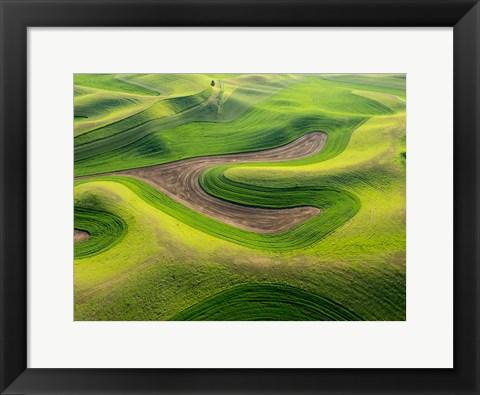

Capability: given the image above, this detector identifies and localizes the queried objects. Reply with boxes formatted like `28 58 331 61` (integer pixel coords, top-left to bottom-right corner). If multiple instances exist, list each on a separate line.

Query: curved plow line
75 174 360 252
171 283 363 321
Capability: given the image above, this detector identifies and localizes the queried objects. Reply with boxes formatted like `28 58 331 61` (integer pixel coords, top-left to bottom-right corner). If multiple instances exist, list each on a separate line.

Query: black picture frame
1 0 479 394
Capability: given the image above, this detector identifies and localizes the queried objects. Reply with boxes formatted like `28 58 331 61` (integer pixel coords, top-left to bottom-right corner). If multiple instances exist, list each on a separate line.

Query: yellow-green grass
221 114 406 259
352 90 405 113
74 206 128 259
74 74 226 138
74 110 366 176
322 74 406 98
74 74 406 321
74 179 231 292
77 174 360 251
74 75 296 169
116 74 212 97
75 177 405 320
74 79 216 145
74 75 404 177
74 87 213 160
74 90 159 136
74 177 404 321
74 74 159 96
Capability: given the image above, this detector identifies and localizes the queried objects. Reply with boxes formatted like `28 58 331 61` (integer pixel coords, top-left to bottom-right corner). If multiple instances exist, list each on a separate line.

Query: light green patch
74 92 158 136
74 74 159 96
352 90 405 113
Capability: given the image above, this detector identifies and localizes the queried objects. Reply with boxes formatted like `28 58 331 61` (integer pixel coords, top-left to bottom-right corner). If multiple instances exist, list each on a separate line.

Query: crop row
74 206 128 259
171 283 363 320
75 174 359 251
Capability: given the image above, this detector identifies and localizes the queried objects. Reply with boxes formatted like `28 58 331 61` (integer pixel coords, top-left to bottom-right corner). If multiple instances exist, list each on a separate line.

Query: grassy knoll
74 74 158 96
221 114 406 258
115 74 212 97
74 206 128 259
74 178 403 321
74 73 230 142
74 113 365 176
74 75 297 171
171 283 362 321
322 74 407 98
74 90 158 136
74 74 406 177
74 74 406 321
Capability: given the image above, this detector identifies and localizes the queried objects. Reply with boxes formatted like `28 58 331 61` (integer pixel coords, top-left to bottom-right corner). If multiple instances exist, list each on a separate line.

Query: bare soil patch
116 132 327 233
74 229 90 243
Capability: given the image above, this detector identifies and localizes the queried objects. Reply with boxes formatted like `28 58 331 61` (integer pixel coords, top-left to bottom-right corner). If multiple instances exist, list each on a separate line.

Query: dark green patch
74 206 128 259
171 283 362 321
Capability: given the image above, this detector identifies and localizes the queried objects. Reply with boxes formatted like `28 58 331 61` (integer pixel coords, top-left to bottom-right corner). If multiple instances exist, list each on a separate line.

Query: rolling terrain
74 73 406 321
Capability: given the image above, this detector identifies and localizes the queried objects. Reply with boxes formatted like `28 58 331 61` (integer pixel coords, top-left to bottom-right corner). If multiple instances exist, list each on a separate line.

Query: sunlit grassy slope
74 74 406 321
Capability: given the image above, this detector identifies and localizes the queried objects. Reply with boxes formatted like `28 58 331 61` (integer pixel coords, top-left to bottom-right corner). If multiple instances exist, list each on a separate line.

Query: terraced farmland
74 74 406 321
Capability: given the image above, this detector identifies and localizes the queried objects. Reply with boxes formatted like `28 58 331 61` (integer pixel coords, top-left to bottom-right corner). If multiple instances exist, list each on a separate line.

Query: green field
74 73 406 321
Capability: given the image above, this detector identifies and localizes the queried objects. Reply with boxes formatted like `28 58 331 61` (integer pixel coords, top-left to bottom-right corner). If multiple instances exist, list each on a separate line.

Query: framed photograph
1 0 479 394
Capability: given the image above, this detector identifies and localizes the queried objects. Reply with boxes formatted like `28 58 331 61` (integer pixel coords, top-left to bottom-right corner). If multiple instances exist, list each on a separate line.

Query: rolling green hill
74 74 406 321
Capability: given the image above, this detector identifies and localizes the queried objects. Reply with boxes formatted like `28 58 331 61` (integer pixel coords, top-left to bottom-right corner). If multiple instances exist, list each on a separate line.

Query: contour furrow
113 131 327 233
